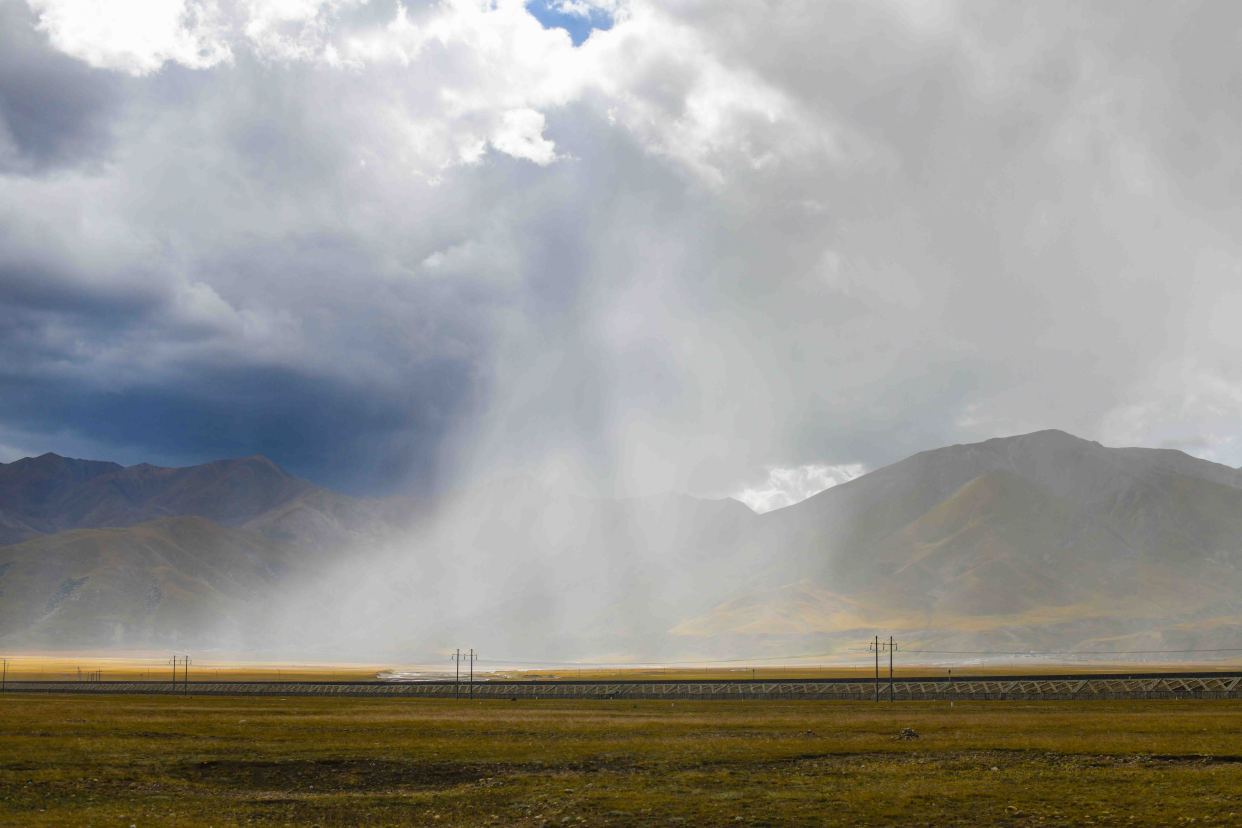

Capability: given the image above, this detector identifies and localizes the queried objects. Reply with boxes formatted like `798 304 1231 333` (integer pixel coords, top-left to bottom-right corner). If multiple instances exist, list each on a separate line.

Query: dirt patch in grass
173 757 506 792
1144 753 1242 765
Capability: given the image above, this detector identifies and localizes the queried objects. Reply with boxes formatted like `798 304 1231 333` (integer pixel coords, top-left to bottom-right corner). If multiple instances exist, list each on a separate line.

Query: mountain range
0 453 410 649
2 430 1240 659
674 430 1242 657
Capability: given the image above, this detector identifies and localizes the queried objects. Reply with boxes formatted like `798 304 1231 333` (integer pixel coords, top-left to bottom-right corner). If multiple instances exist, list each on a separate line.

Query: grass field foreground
2 694 1242 826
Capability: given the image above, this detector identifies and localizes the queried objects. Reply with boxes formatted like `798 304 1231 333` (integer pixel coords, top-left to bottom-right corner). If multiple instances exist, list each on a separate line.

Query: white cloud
23 0 815 179
9 0 1242 491
28 0 232 75
241 0 360 60
734 463 866 514
490 108 558 165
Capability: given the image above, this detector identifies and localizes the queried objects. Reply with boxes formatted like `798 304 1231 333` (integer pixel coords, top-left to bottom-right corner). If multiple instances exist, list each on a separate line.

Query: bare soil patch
173 757 506 792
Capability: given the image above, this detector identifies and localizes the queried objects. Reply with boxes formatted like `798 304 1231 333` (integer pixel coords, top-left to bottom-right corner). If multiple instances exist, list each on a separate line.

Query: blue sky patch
525 1 614 46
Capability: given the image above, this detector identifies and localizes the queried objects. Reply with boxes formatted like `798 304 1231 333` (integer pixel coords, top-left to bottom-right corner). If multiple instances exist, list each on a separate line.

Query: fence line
3 674 1240 701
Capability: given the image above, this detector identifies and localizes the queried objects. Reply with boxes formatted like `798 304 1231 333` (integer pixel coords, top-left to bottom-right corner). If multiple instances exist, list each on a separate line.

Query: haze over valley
4 0 1242 669
4 428 1240 663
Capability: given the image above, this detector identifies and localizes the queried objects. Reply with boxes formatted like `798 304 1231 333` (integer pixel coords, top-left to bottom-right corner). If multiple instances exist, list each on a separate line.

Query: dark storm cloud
0 1 529 486
0 2 120 172
0 213 488 491
0 275 133 330
2 0 1242 499
0 360 469 493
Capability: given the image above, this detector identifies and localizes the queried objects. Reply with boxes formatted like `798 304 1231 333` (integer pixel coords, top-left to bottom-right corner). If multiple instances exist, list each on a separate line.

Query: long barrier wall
3 673 1241 700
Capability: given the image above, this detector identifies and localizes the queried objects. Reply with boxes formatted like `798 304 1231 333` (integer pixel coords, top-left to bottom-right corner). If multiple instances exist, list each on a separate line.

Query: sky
2 0 1242 505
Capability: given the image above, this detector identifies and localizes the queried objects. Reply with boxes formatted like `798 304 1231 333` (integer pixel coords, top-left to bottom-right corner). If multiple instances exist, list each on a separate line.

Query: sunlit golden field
3 652 1235 683
0 654 385 682
3 693 1242 826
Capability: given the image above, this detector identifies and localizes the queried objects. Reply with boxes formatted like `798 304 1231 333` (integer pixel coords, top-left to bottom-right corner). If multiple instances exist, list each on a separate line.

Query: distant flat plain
2 693 1242 826
4 653 1239 682
0 654 385 682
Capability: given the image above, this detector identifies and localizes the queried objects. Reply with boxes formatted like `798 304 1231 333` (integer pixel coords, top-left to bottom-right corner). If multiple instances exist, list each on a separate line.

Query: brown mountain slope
55 455 317 529
0 452 402 553
0 516 319 648
677 437 1242 656
6 431 1242 658
0 453 122 543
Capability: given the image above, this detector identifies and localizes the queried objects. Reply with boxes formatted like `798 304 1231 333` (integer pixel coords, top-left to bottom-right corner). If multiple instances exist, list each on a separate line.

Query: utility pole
869 636 880 702
868 636 897 702
1 658 7 692
468 649 477 699
452 649 462 699
170 655 190 693
889 636 897 703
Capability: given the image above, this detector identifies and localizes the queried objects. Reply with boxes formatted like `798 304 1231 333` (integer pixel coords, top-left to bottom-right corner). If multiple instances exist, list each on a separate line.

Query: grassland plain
2 695 1242 826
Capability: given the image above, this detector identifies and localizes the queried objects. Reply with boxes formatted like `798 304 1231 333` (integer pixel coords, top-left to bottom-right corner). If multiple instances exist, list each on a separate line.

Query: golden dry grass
4 652 1235 683
0 654 383 682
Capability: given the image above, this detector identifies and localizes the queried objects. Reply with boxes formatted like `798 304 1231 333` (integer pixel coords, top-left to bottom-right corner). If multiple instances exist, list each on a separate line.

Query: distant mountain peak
124 453 286 472
0 450 329 545
1014 427 1090 441
4 430 1242 655
233 454 284 469
12 451 69 466
5 452 122 475
975 428 1096 448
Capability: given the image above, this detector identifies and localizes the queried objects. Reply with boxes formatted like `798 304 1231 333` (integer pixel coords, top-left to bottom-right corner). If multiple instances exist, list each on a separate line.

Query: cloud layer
3 0 1242 495
735 463 866 514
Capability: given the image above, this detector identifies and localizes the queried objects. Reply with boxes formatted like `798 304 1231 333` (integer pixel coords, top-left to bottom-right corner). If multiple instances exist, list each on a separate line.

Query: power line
452 645 462 700
419 642 1242 675
868 636 897 702
469 649 477 698
451 649 478 698
169 654 191 692
889 636 896 702
475 651 845 667
902 647 1242 656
